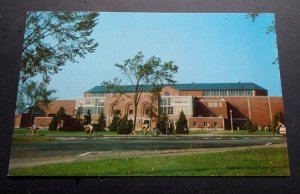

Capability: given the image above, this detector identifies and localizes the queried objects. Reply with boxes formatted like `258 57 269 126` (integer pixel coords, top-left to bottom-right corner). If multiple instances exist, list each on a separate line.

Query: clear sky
46 12 282 99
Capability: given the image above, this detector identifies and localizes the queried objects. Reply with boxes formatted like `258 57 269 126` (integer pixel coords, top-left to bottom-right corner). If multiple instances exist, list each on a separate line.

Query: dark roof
85 82 267 93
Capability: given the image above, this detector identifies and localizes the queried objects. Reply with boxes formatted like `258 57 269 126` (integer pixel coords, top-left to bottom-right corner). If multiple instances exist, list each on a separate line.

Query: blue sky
47 12 281 99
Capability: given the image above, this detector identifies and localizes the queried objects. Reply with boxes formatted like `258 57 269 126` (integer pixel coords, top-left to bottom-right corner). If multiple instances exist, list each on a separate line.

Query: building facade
75 82 284 131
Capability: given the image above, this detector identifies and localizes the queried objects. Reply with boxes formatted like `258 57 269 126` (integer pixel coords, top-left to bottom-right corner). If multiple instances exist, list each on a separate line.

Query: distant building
75 82 284 131
15 82 283 131
14 100 76 128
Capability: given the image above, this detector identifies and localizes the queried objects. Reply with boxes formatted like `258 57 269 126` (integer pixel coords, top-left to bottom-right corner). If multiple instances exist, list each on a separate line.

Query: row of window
203 90 253 96
160 107 174 114
78 107 104 115
85 93 108 97
77 97 105 107
193 121 219 128
160 96 191 105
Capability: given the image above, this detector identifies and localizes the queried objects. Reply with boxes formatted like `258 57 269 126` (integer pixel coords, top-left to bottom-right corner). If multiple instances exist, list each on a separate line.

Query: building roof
85 82 267 93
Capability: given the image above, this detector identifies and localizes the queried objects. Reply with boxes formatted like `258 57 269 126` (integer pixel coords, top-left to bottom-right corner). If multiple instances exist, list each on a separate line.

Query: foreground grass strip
9 147 290 176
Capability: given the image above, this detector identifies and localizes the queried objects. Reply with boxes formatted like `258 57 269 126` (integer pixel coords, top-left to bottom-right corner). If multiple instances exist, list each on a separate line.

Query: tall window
160 96 173 115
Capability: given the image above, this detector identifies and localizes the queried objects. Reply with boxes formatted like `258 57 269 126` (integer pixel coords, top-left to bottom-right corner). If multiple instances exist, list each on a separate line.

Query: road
10 135 286 159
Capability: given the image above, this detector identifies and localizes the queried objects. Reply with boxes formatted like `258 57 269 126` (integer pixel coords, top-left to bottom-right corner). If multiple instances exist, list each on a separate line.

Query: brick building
76 82 284 131
14 100 76 128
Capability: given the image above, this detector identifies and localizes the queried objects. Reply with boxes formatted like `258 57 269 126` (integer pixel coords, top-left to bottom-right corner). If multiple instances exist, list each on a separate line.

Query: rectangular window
214 122 218 127
168 107 174 114
203 122 208 127
113 110 121 115
208 102 218 107
193 122 197 127
129 109 133 115
220 90 227 96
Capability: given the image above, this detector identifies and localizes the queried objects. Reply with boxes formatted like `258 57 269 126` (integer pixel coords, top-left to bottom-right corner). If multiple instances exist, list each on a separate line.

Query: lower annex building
75 82 284 131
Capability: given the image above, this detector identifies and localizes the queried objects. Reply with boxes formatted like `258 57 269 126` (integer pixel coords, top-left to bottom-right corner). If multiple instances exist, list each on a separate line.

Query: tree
109 114 120 132
49 116 58 131
21 11 99 84
272 112 285 134
102 51 178 133
245 119 257 133
56 106 66 121
117 115 132 134
16 80 56 126
145 85 161 130
158 112 169 134
56 106 66 130
175 111 189 134
98 110 107 131
48 106 66 131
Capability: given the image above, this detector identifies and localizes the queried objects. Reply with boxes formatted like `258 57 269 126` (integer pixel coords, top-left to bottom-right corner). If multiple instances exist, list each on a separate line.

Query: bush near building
109 114 120 132
272 112 285 134
175 111 189 134
97 110 107 131
117 115 132 134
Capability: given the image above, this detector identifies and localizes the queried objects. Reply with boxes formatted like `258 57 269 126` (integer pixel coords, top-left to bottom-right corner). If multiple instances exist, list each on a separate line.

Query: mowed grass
13 128 117 137
9 147 290 176
13 128 277 137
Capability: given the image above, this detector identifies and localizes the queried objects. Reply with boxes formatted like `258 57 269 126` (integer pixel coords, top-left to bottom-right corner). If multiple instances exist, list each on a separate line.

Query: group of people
143 120 175 136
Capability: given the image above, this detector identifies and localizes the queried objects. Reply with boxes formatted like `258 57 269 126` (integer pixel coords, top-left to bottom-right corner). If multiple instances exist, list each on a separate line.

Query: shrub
109 114 120 132
245 119 256 133
117 115 131 134
48 116 58 131
158 113 168 134
175 111 189 134
98 111 107 131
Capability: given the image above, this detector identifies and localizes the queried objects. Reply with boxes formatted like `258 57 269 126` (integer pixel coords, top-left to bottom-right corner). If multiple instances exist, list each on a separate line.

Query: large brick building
14 100 76 128
76 82 284 131
15 82 283 131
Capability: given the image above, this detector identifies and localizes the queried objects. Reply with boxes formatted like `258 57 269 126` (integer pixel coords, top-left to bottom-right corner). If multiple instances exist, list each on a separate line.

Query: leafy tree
48 106 66 131
102 51 178 133
158 112 169 134
109 114 120 132
117 115 132 134
56 106 66 121
128 119 134 133
49 116 58 131
145 85 161 130
98 110 107 131
175 111 189 134
74 108 82 119
16 80 56 126
245 119 256 133
21 11 99 84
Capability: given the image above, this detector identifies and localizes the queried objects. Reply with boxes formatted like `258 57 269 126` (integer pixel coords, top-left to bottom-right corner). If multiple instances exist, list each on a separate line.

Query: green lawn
13 128 117 137
9 147 290 176
13 128 277 137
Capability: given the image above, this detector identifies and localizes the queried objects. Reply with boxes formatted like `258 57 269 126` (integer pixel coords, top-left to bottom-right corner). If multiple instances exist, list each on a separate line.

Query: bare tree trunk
132 102 138 134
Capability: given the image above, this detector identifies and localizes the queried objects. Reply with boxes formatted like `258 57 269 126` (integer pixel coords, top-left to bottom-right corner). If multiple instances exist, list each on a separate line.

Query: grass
12 136 57 143
13 128 117 137
13 128 277 137
9 147 290 176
